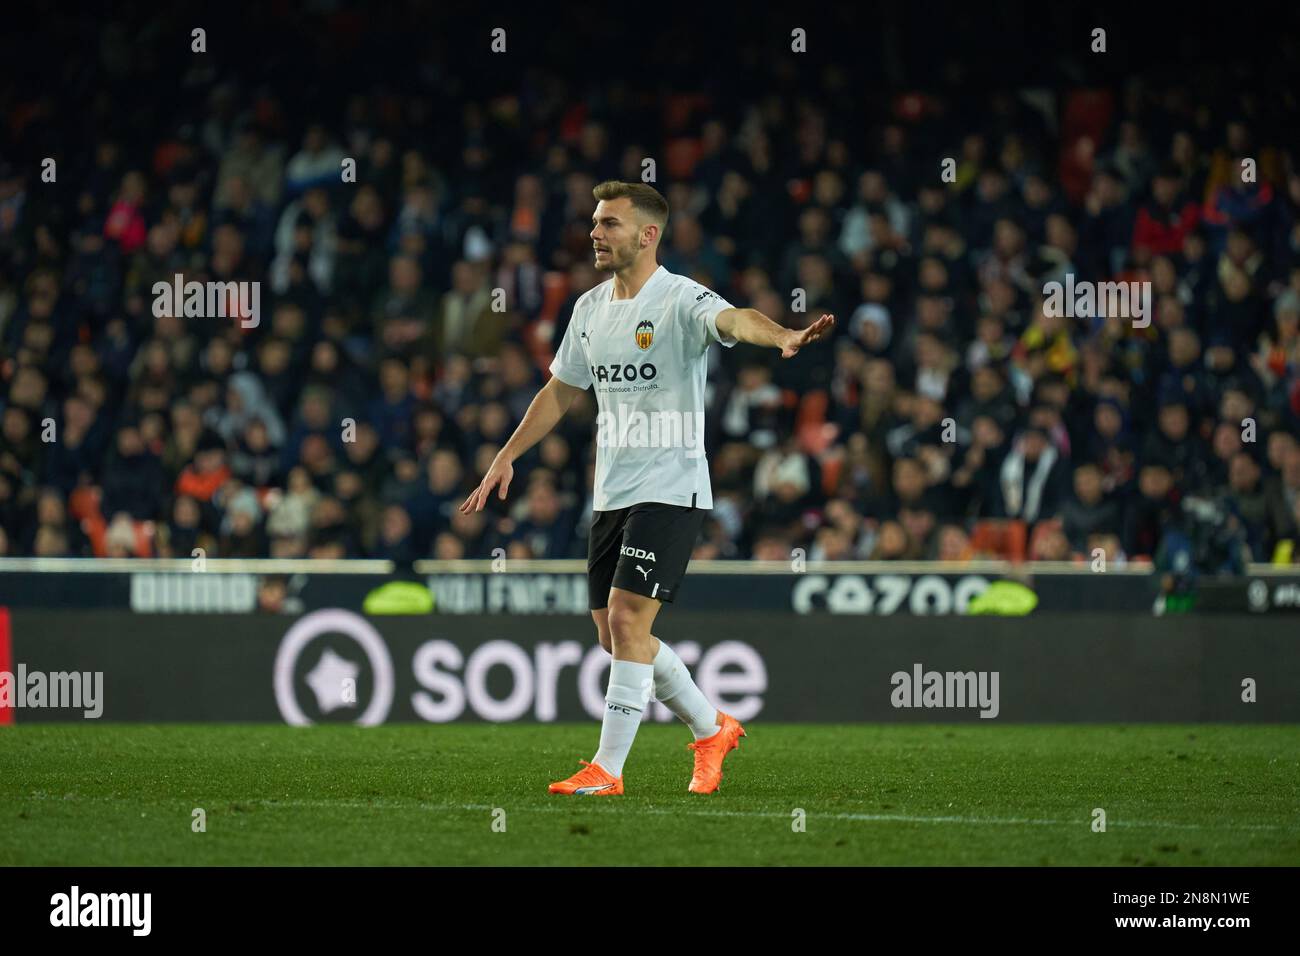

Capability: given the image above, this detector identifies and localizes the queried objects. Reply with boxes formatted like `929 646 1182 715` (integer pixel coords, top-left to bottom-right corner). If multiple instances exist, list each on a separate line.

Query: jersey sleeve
682 280 738 350
548 309 593 389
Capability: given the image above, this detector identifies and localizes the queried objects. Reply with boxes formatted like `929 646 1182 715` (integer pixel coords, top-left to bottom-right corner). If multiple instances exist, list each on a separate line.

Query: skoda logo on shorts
273 608 395 726
635 319 654 350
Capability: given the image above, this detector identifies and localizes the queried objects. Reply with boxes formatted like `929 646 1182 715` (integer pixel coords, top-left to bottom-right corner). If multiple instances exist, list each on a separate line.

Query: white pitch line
233 799 1297 832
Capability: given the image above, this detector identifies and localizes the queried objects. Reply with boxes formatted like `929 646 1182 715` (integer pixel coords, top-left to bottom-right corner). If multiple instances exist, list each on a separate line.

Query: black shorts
587 501 707 610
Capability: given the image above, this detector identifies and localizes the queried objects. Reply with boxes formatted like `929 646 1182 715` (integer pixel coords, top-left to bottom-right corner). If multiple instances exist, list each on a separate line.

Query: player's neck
610 258 660 301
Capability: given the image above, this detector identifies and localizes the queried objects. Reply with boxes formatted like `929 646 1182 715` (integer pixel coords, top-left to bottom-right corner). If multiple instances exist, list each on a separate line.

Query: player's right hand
460 456 514 513
781 313 835 358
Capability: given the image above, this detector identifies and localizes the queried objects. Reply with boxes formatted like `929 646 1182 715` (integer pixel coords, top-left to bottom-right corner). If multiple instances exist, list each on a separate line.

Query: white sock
652 639 720 740
592 659 654 777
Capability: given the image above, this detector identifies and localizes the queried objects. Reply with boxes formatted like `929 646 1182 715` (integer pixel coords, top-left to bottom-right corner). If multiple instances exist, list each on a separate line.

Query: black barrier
5 610 1297 723
0 566 1165 613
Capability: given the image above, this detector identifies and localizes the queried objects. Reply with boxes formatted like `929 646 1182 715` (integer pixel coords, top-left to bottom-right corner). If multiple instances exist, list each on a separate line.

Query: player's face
590 198 645 272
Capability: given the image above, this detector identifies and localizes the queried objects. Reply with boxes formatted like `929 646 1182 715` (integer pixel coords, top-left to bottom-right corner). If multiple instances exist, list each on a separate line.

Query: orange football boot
686 712 747 793
548 759 624 795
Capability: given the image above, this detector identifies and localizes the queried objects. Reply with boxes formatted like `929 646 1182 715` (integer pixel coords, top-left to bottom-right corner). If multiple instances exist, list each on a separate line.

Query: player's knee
606 599 648 645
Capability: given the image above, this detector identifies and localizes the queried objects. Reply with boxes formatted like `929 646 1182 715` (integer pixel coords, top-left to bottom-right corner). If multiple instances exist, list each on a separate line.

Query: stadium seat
796 390 832 456
970 519 1028 563
818 448 843 496
132 520 156 558
1058 89 1114 203
68 487 108 558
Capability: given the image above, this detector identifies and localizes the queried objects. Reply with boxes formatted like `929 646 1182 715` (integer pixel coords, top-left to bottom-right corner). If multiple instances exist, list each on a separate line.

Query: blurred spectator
1060 463 1121 552
993 425 1069 524
101 424 164 520
1 12 1297 569
512 476 577 559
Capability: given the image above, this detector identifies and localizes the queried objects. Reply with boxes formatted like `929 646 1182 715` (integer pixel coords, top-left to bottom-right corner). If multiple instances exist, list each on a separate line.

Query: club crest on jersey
635 320 654 350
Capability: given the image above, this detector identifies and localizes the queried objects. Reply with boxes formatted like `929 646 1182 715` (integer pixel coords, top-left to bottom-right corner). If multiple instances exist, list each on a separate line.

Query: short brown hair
592 180 669 230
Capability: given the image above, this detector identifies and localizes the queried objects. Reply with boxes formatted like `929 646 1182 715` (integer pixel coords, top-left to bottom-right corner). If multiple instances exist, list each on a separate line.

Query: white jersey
550 265 736 511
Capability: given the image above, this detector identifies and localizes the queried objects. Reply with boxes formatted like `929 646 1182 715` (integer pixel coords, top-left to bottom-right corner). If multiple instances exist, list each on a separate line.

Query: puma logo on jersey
635 565 651 580
621 546 656 561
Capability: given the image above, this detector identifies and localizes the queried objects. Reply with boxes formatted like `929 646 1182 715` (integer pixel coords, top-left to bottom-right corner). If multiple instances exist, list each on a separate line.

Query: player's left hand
781 313 835 358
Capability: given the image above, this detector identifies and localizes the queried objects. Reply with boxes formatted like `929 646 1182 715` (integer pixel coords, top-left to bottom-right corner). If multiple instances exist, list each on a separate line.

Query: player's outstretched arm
715 308 835 358
459 375 585 513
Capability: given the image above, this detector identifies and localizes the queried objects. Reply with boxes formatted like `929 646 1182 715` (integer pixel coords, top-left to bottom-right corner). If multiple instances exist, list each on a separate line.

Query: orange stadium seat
68 488 107 558
970 519 1028 563
795 390 831 455
132 520 156 558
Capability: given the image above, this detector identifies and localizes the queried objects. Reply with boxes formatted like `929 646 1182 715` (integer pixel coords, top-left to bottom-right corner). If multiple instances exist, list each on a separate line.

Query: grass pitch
2 723 1297 866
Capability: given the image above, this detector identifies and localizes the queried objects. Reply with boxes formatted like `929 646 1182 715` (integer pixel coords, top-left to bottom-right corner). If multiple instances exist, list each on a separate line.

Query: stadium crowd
2 15 1300 574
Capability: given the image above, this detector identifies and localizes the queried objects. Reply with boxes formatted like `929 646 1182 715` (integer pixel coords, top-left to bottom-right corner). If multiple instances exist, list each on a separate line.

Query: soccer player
459 181 833 794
